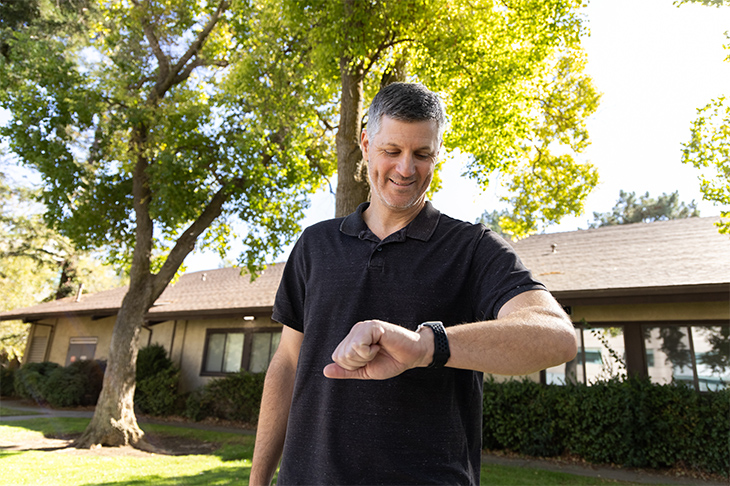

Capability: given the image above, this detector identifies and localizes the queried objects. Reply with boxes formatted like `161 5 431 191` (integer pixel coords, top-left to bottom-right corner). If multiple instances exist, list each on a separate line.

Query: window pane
223 333 244 373
270 332 281 360
250 333 272 373
583 327 626 383
206 333 226 372
643 326 694 387
691 325 730 391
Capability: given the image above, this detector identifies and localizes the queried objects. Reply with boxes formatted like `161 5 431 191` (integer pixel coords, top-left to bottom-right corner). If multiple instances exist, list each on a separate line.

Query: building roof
511 216 730 304
1 216 727 322
0 264 285 322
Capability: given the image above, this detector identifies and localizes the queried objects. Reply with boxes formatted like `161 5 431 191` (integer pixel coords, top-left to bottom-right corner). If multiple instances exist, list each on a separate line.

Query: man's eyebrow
377 141 436 151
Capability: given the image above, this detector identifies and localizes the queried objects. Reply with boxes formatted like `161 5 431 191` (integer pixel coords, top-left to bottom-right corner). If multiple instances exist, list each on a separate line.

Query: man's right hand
323 319 434 380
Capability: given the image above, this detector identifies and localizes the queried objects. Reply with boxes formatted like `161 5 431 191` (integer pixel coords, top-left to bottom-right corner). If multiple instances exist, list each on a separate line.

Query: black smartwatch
417 321 450 368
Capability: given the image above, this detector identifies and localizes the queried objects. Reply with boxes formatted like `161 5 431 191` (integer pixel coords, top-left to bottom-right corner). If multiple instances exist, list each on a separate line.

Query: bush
134 344 179 416
42 360 105 408
136 367 180 416
185 370 265 424
14 361 61 402
482 376 730 477
1 366 15 397
136 343 174 382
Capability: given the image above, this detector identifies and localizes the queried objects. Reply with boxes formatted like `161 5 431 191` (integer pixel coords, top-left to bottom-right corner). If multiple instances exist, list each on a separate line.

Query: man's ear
360 128 369 160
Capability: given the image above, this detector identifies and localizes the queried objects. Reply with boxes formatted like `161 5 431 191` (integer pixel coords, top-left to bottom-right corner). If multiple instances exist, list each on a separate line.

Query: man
251 83 577 485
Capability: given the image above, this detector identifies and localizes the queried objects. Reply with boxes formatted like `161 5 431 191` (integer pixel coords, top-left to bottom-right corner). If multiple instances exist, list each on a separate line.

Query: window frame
200 327 282 377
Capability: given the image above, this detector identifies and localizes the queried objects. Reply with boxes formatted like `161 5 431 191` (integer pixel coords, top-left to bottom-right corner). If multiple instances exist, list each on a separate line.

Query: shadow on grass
77 466 252 486
0 417 255 462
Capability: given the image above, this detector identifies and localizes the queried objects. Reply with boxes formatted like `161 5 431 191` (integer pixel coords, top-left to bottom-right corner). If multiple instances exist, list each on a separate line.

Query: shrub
136 367 180 416
14 361 61 402
0 366 15 397
185 370 265 424
42 360 105 408
482 376 730 477
136 344 174 382
134 344 179 416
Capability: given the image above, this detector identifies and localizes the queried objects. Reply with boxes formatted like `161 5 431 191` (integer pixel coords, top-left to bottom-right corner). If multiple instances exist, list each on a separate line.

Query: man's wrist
416 321 450 368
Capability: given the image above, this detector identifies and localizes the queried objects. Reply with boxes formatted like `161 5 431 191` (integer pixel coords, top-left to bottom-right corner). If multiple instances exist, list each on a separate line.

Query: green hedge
482 377 730 477
1 366 15 397
43 360 105 407
185 370 266 424
14 361 61 402
134 344 180 417
13 360 104 407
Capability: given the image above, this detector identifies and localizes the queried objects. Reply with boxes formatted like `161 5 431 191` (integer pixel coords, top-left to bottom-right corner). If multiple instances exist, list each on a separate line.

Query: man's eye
384 150 399 156
415 153 431 160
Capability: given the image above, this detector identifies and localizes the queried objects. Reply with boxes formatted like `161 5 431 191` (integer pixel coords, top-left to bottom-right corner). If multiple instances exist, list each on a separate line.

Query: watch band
417 321 450 368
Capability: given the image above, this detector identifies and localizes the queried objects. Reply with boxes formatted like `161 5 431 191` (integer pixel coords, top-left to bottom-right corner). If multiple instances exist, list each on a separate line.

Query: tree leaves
681 96 730 234
590 190 700 228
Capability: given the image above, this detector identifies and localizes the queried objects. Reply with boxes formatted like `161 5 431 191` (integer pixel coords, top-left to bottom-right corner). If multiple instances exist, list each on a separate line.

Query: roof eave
554 282 730 306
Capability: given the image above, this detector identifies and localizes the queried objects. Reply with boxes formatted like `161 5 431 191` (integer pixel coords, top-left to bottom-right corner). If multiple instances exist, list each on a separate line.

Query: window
546 325 626 385
643 324 729 391
65 337 98 366
202 328 281 375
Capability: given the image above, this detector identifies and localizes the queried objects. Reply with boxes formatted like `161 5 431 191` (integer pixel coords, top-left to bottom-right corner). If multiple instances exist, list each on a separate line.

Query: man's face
361 115 441 214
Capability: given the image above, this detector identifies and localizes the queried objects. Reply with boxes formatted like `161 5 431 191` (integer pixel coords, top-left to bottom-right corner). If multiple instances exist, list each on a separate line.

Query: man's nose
394 153 417 178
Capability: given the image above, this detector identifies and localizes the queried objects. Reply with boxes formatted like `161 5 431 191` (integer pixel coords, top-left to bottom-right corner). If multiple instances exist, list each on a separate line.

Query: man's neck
362 200 426 240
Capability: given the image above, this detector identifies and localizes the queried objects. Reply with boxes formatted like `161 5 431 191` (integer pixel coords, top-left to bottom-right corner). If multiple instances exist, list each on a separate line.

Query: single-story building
1 216 727 393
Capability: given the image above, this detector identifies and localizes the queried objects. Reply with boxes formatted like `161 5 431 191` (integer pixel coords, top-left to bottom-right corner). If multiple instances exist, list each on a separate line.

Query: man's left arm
445 289 577 375
324 290 577 379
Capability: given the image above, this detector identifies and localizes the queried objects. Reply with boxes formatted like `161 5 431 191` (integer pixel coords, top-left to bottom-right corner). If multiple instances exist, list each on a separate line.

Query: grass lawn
0 406 41 417
0 418 643 486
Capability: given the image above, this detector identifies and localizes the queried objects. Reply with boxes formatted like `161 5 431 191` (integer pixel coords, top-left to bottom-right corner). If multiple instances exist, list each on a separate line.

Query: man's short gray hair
367 83 447 140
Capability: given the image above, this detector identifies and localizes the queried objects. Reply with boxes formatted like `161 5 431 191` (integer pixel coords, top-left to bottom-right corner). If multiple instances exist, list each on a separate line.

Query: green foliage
13 360 104 407
42 360 105 408
281 0 600 234
482 377 730 477
681 96 730 234
185 370 266 424
136 367 180 417
13 361 61 401
135 344 179 416
0 365 15 396
0 171 124 361
136 344 174 382
590 190 700 228
0 0 332 277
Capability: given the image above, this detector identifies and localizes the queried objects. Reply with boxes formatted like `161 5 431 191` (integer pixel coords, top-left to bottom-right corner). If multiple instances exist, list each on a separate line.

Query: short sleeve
272 236 307 332
469 229 546 321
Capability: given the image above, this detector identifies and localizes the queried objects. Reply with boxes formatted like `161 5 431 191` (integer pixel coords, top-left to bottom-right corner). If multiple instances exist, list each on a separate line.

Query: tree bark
335 58 370 218
74 282 152 449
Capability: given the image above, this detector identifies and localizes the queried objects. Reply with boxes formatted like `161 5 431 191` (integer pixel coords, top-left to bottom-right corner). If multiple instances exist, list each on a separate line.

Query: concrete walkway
1 399 726 485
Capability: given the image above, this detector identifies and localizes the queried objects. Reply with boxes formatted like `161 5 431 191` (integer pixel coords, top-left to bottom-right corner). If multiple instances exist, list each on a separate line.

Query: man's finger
323 363 368 379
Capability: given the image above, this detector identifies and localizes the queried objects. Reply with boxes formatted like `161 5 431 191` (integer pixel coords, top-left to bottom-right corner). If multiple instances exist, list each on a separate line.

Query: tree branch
168 0 229 84
151 179 238 297
131 0 171 85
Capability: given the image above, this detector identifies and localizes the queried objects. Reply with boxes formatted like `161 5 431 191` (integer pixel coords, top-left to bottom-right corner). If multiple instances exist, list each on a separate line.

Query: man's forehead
372 116 441 146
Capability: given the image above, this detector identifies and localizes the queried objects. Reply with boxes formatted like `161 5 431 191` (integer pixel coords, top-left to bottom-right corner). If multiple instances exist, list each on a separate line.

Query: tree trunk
335 59 370 218
74 282 152 449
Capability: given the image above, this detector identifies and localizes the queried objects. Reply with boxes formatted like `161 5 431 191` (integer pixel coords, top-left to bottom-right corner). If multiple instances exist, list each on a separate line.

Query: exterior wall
25 316 152 366
159 315 281 394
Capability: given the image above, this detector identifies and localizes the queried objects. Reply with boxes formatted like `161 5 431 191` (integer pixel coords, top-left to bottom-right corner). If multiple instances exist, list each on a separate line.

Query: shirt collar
339 201 440 242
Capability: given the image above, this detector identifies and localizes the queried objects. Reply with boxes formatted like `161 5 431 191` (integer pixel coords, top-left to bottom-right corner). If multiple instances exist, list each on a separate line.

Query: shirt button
377 247 383 251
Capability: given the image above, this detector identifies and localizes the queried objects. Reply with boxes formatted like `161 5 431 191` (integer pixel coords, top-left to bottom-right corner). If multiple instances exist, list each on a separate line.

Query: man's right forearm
250 340 299 485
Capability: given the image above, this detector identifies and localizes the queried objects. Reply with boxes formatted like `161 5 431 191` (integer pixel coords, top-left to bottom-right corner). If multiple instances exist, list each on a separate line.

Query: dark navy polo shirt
273 202 545 485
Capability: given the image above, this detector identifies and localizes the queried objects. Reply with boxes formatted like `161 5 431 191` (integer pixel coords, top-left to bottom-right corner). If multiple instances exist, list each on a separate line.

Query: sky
188 0 730 271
